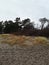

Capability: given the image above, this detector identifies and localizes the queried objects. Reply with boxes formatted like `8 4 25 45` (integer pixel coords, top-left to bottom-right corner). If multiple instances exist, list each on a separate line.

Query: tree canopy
0 17 49 37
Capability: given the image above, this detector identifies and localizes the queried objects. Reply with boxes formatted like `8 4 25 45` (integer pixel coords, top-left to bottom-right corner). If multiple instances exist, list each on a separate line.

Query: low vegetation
33 37 48 45
0 34 49 46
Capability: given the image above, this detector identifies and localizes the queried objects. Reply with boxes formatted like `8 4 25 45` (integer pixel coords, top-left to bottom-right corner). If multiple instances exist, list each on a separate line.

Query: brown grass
0 34 49 46
33 37 48 45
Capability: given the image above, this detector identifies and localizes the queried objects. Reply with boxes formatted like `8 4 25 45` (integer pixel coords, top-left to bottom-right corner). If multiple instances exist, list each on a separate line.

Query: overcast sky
0 0 49 22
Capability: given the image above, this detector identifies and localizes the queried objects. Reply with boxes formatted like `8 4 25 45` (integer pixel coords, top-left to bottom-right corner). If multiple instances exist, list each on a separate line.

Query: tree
22 18 34 33
39 17 48 29
15 17 20 22
46 19 49 29
24 22 34 30
2 20 8 33
14 17 22 32
22 18 30 28
4 20 14 33
0 21 3 33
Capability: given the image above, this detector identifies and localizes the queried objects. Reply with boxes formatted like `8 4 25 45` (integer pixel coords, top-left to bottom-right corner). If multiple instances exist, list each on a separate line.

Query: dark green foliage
0 21 3 33
0 17 49 37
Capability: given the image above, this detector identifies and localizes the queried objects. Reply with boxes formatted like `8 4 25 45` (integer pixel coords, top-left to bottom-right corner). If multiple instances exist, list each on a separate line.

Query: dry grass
0 34 49 46
33 37 48 45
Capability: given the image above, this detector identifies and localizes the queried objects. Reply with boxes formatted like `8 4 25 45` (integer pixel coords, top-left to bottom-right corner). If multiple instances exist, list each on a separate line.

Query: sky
0 0 49 22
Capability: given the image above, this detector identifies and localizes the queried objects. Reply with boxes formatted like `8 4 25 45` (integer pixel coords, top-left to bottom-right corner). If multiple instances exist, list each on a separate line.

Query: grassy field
0 34 49 46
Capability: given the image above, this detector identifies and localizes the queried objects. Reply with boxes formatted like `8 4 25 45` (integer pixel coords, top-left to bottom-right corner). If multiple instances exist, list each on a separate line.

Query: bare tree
39 17 48 29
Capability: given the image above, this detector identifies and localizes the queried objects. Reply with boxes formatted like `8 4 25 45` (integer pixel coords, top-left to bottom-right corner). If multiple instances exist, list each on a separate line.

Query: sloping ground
0 44 49 65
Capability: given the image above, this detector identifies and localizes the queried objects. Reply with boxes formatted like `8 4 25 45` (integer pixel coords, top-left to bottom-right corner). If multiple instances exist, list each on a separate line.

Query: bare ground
0 43 49 65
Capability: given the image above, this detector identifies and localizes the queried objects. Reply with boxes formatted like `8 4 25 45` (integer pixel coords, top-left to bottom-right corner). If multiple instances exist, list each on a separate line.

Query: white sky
0 0 49 22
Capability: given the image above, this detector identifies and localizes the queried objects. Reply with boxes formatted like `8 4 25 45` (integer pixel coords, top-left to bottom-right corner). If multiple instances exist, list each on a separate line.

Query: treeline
0 17 49 37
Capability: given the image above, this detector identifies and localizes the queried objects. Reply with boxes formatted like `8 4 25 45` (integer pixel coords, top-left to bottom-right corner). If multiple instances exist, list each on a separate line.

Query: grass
33 37 48 45
0 34 49 46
